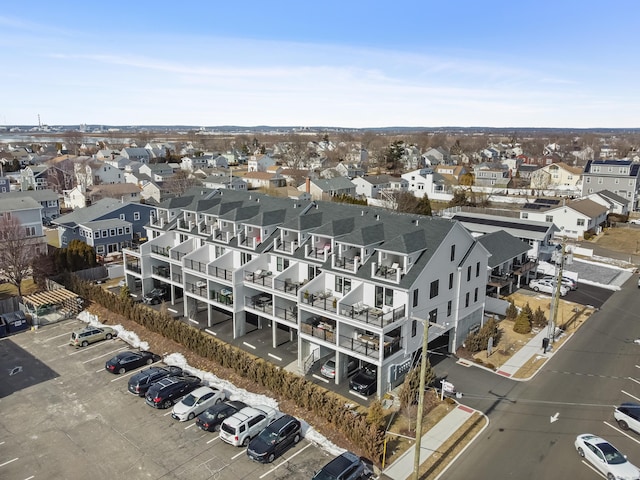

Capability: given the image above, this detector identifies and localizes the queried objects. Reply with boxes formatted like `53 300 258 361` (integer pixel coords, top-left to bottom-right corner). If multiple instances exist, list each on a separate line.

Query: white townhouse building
122 189 490 398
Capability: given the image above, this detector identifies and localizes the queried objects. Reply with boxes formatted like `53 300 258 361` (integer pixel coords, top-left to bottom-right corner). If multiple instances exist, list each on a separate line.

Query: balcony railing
245 295 273 314
339 304 405 327
239 235 259 249
152 266 170 278
171 273 182 283
274 305 298 322
209 265 233 281
211 289 233 306
274 238 298 254
300 321 336 343
273 278 306 295
184 259 207 274
305 244 330 262
302 291 337 314
212 229 232 243
150 245 169 257
244 269 273 287
125 263 141 273
338 334 378 359
170 251 187 261
333 255 359 273
186 282 208 296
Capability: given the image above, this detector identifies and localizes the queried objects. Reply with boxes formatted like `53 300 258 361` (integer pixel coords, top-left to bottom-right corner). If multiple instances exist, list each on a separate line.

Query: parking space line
83 346 128 364
45 331 75 342
603 421 640 446
24 476 34 480
188 319 199 324
110 366 149 382
258 443 312 479
349 390 369 401
622 390 640 402
268 353 282 361
168 308 177 314
68 341 120 356
231 449 246 460
581 460 605 478
164 411 173 416
205 329 217 336
628 377 640 386
312 374 329 384
243 342 256 350
184 423 196 430
0 441 4 446
0 458 18 467
206 435 220 444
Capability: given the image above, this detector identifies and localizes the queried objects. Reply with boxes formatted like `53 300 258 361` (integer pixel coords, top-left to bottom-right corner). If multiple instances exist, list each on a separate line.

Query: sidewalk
494 328 549 378
382 405 480 480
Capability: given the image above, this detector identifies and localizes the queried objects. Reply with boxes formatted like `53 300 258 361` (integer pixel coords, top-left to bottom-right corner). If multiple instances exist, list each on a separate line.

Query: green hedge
61 273 385 462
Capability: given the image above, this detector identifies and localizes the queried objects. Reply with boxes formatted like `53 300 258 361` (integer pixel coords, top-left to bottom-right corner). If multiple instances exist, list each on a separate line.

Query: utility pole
413 319 430 480
547 236 566 346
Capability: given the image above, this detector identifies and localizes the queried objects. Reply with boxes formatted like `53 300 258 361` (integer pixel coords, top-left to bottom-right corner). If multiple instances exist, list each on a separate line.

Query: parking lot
0 318 335 480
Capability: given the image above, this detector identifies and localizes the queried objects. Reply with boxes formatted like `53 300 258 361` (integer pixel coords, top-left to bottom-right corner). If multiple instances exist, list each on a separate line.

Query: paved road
441 277 640 479
519 282 614 309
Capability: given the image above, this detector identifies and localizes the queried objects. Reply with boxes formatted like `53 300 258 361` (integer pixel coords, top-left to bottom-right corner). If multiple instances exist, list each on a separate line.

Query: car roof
618 402 640 409
323 452 360 474
225 407 265 426
579 434 607 444
265 414 298 430
190 386 214 396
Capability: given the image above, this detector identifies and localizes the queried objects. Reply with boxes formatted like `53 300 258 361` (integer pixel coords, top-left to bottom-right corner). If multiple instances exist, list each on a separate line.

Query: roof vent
375 214 380 221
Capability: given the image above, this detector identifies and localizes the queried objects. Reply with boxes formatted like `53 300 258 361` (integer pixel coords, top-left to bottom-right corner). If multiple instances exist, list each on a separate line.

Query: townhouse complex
122 189 489 397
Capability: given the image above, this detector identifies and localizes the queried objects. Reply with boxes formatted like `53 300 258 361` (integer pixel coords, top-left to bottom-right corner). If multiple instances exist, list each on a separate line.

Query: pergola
22 289 83 323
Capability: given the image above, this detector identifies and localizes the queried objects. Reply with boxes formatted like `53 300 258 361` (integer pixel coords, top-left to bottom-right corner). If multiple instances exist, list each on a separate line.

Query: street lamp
410 315 446 480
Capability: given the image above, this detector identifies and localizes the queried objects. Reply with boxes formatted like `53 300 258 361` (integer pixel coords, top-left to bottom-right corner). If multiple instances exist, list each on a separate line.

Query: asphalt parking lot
0 318 335 480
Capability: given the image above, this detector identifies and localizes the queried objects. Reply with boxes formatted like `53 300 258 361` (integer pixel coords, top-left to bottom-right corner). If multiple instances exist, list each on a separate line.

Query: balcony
212 228 232 243
245 294 273 314
170 250 187 261
125 262 141 274
340 303 405 328
338 332 402 360
274 305 298 322
244 269 273 287
305 243 331 262
373 262 401 283
178 218 195 232
150 245 170 257
513 259 537 276
302 289 337 314
184 259 207 274
186 281 208 297
211 288 233 306
332 254 360 273
273 278 308 296
209 265 233 282
300 317 336 343
152 265 170 278
239 234 260 249
273 238 298 254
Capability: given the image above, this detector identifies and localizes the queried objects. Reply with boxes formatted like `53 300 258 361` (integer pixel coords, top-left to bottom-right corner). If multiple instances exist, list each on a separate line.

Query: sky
2 1 639 129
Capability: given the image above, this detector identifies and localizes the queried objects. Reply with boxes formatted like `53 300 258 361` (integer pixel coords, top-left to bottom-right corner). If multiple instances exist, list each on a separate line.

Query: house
1 189 60 221
84 183 142 206
0 196 47 255
20 165 49 190
520 198 608 240
352 175 392 199
248 154 276 172
120 147 151 164
140 181 173 204
79 160 125 186
138 163 174 182
203 175 247 191
473 164 510 187
581 159 640 210
401 169 448 197
53 198 155 255
433 165 468 184
530 162 582 190
335 162 366 179
243 171 286 190
423 147 450 166
300 177 356 200
585 190 630 216
122 189 490 398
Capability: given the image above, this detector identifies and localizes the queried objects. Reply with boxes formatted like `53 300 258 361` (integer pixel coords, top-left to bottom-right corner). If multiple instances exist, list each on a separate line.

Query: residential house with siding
581 159 640 210
352 175 392 199
0 196 47 255
122 189 489 398
530 162 582 190
1 189 60 220
520 198 608 240
300 177 356 200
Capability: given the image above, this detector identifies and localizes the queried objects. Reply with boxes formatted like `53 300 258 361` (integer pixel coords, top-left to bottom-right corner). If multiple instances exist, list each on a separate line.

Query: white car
542 275 578 291
529 278 568 296
615 403 640 433
630 219 640 225
575 434 640 480
171 386 226 421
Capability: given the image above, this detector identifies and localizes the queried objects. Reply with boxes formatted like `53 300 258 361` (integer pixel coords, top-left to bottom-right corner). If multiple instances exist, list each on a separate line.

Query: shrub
513 310 532 334
463 317 501 353
532 306 547 328
367 399 386 429
505 301 518 320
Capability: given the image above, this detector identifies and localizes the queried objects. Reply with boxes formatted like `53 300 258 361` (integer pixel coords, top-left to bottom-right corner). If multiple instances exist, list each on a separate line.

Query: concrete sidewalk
494 328 549 378
382 405 478 480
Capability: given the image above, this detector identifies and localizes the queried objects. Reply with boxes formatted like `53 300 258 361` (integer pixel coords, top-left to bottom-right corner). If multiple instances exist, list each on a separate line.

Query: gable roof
477 230 531 268
562 199 608 218
55 198 132 226
311 177 355 191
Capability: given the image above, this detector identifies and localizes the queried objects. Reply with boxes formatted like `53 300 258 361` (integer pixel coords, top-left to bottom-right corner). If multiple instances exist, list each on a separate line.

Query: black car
145 375 203 409
349 366 377 396
142 287 169 305
247 414 302 463
105 350 161 374
195 400 247 432
312 451 372 480
127 366 183 396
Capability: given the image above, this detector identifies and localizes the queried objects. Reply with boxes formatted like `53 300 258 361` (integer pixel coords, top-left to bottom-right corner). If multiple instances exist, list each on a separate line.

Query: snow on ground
76 310 345 457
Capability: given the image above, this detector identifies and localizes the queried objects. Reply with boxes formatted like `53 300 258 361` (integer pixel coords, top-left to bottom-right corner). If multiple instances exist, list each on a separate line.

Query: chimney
305 177 311 194
375 214 380 221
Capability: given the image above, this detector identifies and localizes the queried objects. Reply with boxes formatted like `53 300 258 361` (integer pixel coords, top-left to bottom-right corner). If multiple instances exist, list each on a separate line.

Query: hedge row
61 273 385 462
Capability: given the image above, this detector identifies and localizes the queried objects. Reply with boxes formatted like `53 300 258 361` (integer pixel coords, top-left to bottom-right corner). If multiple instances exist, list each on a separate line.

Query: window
375 286 394 308
102 230 108 238
119 214 125 220
385 288 393 307
467 266 471 281
586 177 591 183
134 212 140 221
615 178 620 184
450 245 456 261
474 287 478 302
476 261 480 277
449 273 454 289
521 212 528 219
276 257 289 272
428 308 437 323
95 230 100 239
429 280 439 299
240 252 250 265
465 292 470 308
545 215 553 223
125 226 131 234
597 178 603 184
411 319 417 337
447 300 452 317
577 218 585 226
413 289 419 307
25 226 36 237
96 245 105 254
117 227 123 235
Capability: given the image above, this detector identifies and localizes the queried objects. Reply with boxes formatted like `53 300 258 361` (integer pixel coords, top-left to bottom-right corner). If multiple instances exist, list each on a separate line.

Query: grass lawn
0 279 40 300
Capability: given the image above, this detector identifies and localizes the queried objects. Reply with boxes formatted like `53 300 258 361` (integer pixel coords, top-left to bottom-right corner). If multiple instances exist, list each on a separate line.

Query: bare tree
164 170 202 197
0 215 40 298
63 130 84 156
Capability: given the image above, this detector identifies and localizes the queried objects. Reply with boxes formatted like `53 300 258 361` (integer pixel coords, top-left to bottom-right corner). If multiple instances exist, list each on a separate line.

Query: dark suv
142 287 169 305
312 451 372 480
349 365 377 396
127 366 183 397
247 414 302 463
145 375 202 409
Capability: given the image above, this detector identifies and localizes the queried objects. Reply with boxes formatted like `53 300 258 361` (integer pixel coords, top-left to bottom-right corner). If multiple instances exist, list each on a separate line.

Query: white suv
529 278 568 296
614 403 640 433
219 405 278 447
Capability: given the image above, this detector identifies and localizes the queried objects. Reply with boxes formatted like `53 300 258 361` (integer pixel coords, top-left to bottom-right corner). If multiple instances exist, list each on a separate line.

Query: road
439 278 640 479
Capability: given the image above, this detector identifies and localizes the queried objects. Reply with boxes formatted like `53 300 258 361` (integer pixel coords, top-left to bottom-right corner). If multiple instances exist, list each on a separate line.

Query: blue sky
2 1 639 128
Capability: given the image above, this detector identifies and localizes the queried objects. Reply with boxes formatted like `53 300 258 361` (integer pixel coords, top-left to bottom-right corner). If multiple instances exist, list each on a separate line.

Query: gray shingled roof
477 230 531 268
55 198 125 226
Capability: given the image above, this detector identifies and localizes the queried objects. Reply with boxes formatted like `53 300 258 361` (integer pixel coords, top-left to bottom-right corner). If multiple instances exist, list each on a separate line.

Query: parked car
196 400 247 432
145 374 203 409
219 405 279 447
615 403 640 433
171 386 226 421
142 287 169 305
127 366 183 396
575 434 640 479
630 219 640 225
541 275 578 290
349 365 377 396
247 414 302 463
312 451 372 480
105 350 160 374
529 278 568 296
69 326 117 347
321 357 358 379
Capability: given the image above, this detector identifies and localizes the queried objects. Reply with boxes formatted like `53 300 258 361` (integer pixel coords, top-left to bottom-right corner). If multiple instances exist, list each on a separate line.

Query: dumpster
0 316 7 338
2 311 29 334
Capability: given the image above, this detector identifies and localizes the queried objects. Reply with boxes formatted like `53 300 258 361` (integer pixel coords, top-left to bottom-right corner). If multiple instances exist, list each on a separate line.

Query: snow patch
77 310 150 351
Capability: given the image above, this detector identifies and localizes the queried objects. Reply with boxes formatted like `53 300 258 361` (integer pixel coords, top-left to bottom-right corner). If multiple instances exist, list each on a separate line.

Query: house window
109 229 116 236
117 228 124 235
95 230 100 239
25 226 36 237
522 212 528 219
545 215 553 223
447 300 452 317
586 177 590 183
615 178 620 184
134 212 140 221
119 214 125 220
240 252 250 265
577 219 585 226
411 319 417 337
429 280 439 299
276 257 289 272
465 292 470 308
476 261 480 277
467 266 471 281
449 272 454 289
428 308 437 324
474 287 478 302
450 245 455 261
413 289 419 307
102 230 108 238
125 226 131 234
597 178 603 184
96 245 105 254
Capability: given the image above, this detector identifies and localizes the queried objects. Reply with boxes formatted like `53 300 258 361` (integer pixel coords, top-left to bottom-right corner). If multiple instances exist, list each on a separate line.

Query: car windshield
312 470 338 480
325 360 335 369
257 428 279 445
598 443 626 464
361 368 376 378
182 394 196 407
